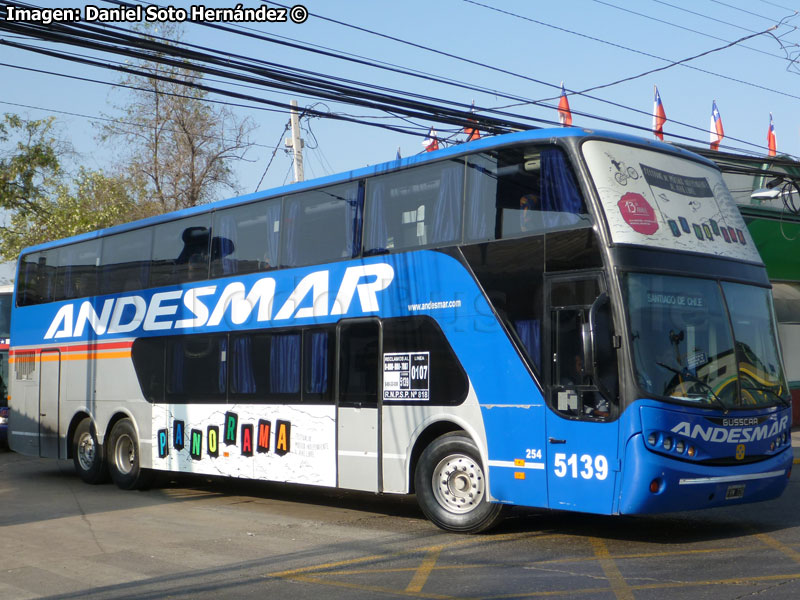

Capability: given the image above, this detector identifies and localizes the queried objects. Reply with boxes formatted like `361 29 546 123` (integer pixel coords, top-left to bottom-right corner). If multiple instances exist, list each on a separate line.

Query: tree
0 114 63 218
99 23 256 214
0 114 142 260
1 168 144 259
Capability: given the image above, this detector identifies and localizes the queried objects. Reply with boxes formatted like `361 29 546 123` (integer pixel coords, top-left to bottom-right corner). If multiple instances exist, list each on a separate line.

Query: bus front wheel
107 418 151 490
414 433 504 533
72 418 108 484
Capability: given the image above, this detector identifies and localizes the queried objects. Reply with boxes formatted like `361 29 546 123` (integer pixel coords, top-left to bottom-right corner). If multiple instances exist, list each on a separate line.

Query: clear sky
3 0 800 199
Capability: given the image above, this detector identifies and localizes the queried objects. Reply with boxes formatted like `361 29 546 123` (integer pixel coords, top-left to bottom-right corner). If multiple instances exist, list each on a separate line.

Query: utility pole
285 100 305 183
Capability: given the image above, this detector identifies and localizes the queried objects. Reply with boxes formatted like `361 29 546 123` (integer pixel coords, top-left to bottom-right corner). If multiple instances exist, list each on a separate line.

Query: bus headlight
663 437 673 451
675 440 685 454
648 433 658 446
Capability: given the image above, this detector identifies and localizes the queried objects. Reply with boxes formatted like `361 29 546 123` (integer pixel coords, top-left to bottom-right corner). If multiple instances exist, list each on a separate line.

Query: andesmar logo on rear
44 263 394 340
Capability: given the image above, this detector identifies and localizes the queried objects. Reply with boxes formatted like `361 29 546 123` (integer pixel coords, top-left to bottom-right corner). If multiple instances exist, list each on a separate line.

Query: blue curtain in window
432 164 464 244
514 319 541 371
232 336 256 394
270 334 300 394
307 331 329 394
465 158 496 241
344 184 364 258
364 181 388 253
540 148 584 227
265 201 281 268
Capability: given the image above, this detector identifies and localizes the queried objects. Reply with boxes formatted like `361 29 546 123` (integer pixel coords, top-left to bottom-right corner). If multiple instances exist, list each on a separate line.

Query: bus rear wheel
414 433 504 533
72 418 107 484
107 418 151 490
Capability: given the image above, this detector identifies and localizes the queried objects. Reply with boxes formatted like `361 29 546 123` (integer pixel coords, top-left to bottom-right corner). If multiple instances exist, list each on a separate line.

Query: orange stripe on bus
10 351 131 363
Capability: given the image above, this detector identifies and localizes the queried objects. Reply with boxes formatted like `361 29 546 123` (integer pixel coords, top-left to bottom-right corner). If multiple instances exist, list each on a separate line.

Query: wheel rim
114 433 136 475
431 453 486 514
77 431 96 471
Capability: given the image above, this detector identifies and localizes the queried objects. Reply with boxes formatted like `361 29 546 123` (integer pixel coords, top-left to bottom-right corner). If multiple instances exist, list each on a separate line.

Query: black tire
72 418 108 484
107 418 151 490
414 432 504 533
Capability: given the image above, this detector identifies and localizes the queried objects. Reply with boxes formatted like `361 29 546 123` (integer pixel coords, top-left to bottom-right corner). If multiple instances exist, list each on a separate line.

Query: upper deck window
150 214 211 287
282 183 362 267
364 160 464 253
465 147 590 242
210 198 282 277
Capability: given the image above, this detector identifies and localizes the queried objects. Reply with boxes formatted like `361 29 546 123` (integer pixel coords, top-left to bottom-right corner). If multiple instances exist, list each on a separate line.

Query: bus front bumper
618 433 792 514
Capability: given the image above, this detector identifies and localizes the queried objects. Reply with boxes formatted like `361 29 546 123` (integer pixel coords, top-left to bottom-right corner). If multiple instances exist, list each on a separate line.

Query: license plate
725 484 745 500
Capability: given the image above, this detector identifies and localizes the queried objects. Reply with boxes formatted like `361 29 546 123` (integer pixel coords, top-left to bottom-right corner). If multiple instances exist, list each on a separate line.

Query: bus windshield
623 273 788 409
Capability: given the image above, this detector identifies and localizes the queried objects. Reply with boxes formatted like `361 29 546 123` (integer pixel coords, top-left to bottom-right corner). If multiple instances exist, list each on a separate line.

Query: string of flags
414 85 782 158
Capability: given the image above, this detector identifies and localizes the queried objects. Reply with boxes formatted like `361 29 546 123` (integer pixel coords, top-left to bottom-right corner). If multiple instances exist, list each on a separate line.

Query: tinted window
17 251 57 306
465 147 589 242
166 334 227 401
339 321 379 405
54 240 100 301
150 215 211 287
100 228 153 295
211 199 282 277
364 160 464 253
462 237 545 372
282 183 362 267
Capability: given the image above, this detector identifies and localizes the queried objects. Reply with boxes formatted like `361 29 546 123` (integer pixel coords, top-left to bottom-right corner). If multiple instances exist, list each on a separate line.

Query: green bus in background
690 148 800 426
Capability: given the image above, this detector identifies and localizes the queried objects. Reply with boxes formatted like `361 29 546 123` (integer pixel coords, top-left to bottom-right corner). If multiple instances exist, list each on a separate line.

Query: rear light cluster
770 432 790 452
647 431 697 458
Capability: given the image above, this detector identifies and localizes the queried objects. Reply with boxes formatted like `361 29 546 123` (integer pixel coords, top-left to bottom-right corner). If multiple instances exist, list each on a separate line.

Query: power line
593 0 789 63
461 0 800 103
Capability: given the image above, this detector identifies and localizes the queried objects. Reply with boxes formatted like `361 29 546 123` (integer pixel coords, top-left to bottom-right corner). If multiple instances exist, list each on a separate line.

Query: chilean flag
710 101 724 151
652 86 666 141
422 127 439 152
768 113 777 157
464 101 481 141
558 82 572 127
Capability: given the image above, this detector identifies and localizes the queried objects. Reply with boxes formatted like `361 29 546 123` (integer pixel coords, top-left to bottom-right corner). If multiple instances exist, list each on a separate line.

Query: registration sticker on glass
383 352 430 401
725 484 745 500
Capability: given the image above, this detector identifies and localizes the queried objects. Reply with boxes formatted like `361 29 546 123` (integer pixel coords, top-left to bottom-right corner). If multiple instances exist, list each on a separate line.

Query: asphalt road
2 447 800 600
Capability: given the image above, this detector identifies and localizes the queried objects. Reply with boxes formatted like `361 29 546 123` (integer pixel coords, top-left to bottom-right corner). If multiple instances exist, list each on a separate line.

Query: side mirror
588 293 619 401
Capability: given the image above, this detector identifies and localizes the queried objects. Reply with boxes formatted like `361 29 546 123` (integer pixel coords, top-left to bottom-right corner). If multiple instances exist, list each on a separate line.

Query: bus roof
19 127 711 256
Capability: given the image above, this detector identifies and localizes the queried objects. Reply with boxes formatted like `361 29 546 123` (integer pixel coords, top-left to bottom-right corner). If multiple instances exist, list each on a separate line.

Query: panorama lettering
44 263 394 340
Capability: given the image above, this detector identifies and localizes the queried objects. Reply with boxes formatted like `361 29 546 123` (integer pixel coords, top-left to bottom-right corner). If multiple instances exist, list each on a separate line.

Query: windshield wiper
740 383 791 409
656 362 730 414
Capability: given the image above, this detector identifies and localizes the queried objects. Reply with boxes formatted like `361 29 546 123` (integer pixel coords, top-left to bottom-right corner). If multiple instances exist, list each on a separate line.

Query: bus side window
100 228 153 295
364 160 464 254
151 215 211 288
282 183 362 268
339 321 379 406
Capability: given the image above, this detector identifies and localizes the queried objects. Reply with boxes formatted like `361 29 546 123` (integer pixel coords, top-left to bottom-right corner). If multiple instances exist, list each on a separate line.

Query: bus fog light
687 446 696 457
649 478 662 493
663 437 673 451
648 433 658 446
675 440 685 454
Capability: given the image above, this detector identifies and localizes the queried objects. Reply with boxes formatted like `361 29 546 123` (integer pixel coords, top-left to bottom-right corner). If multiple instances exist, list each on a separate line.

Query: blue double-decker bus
7 127 792 532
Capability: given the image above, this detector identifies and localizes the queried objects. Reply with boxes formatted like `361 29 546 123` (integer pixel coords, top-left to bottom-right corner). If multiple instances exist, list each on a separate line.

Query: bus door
39 349 61 458
544 273 620 514
336 319 382 492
